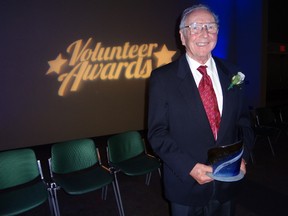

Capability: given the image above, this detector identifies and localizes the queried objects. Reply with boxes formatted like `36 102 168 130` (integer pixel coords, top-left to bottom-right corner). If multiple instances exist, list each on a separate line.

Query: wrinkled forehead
185 9 216 24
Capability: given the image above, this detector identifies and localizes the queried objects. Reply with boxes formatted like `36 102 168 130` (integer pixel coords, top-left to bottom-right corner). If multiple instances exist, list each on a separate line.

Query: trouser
171 199 235 216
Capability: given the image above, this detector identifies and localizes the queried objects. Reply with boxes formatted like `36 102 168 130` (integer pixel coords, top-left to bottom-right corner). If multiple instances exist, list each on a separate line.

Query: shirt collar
186 54 213 73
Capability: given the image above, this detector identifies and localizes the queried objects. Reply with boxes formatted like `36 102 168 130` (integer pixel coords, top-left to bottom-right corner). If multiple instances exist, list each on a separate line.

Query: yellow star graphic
154 45 176 67
46 54 67 75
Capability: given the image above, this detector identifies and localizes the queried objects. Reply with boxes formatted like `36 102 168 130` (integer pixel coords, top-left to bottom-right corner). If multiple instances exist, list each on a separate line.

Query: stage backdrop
0 0 262 150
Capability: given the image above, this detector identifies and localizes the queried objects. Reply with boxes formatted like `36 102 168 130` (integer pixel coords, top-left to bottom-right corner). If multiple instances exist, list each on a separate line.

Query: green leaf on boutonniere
228 72 245 90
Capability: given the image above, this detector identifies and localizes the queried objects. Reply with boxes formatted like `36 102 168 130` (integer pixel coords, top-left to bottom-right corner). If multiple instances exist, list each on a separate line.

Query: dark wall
0 0 264 151
268 1 288 43
266 1 288 106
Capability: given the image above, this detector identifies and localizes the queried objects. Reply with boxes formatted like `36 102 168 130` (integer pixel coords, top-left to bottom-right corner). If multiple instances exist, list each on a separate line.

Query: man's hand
240 159 247 175
190 163 214 185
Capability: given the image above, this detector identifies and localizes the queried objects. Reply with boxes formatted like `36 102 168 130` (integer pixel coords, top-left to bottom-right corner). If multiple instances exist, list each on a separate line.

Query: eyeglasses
183 22 219 34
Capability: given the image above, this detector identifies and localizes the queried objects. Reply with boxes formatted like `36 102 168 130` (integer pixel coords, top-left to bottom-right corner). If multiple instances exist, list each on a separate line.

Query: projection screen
0 0 193 150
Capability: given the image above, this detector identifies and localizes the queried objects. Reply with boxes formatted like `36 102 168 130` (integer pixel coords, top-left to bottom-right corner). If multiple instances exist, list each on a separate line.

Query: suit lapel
214 58 234 145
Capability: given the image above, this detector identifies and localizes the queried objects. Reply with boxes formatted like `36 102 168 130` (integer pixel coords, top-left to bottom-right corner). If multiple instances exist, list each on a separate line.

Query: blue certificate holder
206 140 244 182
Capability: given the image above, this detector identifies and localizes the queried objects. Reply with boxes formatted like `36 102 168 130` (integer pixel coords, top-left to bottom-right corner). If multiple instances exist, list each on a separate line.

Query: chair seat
53 166 114 195
111 154 161 176
0 180 48 215
254 126 280 136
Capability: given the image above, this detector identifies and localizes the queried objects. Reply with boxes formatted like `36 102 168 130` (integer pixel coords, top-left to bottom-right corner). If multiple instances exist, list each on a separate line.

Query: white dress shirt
186 54 223 115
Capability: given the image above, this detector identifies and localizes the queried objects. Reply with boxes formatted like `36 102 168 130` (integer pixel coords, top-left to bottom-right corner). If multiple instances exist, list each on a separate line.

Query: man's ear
179 30 185 46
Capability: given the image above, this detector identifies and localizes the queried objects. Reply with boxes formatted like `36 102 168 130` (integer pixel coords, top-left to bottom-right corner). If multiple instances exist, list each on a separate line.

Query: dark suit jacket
148 55 254 206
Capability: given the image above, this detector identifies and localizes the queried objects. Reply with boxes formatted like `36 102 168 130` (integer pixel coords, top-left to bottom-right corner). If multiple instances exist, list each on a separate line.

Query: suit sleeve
147 69 197 182
238 86 255 163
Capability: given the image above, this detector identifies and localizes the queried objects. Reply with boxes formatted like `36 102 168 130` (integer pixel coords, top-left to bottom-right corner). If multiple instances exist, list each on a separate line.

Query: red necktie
197 65 221 140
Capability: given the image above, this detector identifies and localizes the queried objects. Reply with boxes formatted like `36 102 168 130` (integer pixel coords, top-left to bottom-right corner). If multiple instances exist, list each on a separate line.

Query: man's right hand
190 163 214 184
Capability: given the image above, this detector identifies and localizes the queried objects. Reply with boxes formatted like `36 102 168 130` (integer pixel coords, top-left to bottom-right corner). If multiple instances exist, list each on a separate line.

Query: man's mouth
196 42 209 46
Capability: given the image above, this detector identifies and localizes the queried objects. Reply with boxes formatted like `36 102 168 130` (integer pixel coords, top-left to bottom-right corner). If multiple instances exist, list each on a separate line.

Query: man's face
179 9 218 64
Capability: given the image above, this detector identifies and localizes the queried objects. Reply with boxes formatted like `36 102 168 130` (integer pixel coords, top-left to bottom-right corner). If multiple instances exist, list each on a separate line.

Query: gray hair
179 4 219 30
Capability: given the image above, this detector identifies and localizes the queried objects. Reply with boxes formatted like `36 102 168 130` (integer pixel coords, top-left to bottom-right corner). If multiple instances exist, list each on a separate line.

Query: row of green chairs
0 131 161 216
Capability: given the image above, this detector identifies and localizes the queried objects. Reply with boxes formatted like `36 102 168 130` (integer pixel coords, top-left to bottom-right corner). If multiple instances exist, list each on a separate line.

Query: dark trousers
171 200 235 216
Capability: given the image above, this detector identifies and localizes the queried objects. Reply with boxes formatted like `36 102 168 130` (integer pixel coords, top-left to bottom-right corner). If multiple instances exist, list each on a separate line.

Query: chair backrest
107 131 145 163
51 139 98 174
255 107 277 126
0 148 40 190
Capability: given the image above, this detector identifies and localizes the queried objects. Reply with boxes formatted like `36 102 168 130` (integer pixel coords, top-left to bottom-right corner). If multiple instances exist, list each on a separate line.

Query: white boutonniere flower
228 72 245 90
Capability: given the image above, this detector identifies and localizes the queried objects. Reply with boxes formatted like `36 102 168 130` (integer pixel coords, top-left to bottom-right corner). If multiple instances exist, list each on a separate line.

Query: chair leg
47 186 58 216
146 168 162 185
113 173 125 216
158 168 162 177
101 185 108 200
267 136 276 157
145 172 152 185
50 183 61 216
275 130 281 144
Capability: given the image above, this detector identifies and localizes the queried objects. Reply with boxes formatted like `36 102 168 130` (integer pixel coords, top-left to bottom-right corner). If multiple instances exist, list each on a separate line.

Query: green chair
107 131 161 186
0 148 55 216
48 138 124 216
